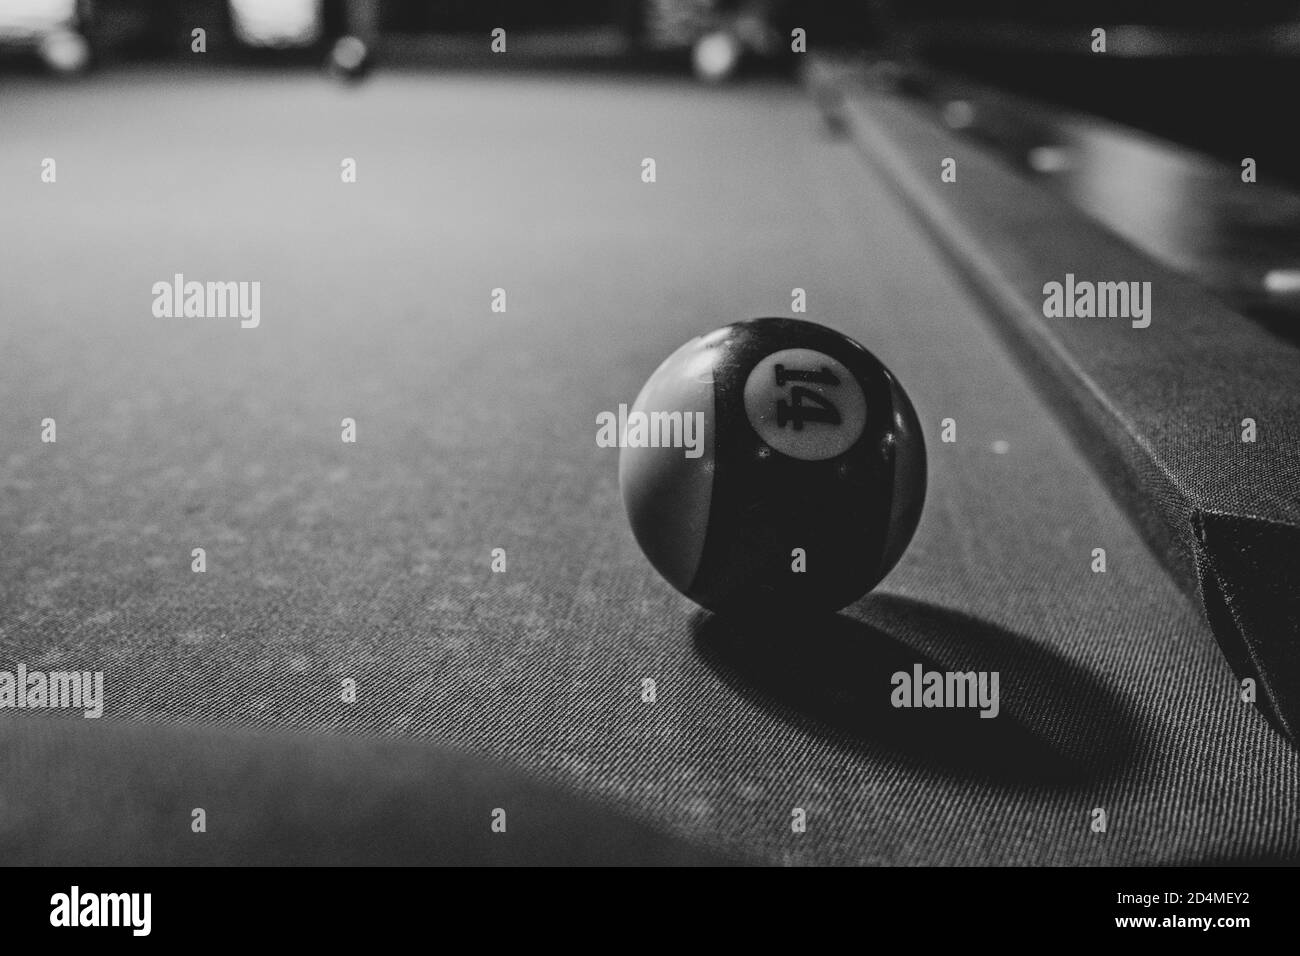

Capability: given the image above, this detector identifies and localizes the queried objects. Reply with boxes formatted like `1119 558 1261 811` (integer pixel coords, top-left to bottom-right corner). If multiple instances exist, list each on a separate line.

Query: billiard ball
619 318 926 616
38 29 91 76
692 31 743 83
326 35 372 82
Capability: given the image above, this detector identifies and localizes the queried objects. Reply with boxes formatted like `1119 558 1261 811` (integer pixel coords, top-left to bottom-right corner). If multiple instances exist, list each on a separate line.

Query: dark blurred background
3 1 1296 184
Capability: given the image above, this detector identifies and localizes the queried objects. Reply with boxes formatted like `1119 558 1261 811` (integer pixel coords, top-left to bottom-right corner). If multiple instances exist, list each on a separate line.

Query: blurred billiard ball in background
326 34 372 82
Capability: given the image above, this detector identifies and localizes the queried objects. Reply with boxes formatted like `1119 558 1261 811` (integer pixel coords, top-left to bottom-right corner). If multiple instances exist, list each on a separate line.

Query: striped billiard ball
619 318 926 615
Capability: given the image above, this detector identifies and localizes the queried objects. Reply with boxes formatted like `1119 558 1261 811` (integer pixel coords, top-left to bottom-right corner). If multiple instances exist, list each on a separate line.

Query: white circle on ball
742 348 867 461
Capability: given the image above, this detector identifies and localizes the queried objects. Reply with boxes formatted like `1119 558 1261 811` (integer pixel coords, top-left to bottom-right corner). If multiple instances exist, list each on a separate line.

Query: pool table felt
0 70 1296 864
